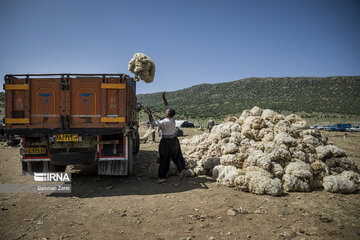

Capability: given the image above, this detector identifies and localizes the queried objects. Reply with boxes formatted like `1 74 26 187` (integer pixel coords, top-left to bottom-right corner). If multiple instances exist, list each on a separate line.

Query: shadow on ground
50 150 214 198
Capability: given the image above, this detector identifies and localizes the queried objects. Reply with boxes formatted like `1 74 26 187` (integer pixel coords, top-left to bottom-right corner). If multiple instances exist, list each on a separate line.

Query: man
207 117 215 133
145 92 186 183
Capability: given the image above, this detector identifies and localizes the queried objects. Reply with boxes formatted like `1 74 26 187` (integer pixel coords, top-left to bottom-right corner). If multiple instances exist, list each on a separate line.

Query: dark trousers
158 137 186 179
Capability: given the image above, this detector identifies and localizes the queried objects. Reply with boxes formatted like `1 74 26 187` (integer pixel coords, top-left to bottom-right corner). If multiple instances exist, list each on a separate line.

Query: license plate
23 147 46 155
54 134 79 142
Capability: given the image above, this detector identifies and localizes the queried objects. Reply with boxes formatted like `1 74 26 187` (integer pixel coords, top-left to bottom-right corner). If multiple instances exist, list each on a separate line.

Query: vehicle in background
4 73 140 176
175 120 195 128
317 125 328 130
180 121 195 128
346 125 360 132
309 125 317 129
324 124 352 132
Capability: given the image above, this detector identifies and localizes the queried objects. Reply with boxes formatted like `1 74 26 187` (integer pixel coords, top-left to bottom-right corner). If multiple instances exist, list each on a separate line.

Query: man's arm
145 107 154 123
145 107 163 128
162 92 169 107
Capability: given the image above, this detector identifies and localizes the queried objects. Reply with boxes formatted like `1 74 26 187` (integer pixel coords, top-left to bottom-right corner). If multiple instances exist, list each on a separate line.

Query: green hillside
137 76 360 119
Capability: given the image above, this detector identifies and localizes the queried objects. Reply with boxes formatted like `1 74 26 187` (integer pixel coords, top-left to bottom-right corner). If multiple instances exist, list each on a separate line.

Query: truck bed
4 74 137 137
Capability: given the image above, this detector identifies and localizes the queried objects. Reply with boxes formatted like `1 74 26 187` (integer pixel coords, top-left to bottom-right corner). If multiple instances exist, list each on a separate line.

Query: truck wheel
128 136 133 176
133 130 140 155
50 164 67 172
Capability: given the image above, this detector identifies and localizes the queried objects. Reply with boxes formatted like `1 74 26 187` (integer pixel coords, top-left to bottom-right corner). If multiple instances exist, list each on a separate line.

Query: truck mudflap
22 161 51 175
20 137 51 175
20 137 70 174
97 135 133 176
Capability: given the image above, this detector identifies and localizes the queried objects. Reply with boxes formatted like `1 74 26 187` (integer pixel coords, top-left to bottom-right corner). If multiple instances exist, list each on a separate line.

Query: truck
324 123 352 132
3 73 140 176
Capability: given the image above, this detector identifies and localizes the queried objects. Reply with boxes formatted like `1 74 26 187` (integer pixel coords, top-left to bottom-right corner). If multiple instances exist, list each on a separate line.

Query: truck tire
50 164 66 172
128 136 133 176
133 130 140 155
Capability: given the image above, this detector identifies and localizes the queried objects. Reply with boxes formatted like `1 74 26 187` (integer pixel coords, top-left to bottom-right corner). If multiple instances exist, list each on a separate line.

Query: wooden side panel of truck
4 74 140 176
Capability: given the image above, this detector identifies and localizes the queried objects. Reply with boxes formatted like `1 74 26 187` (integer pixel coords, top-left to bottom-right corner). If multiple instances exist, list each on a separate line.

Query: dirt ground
0 127 359 240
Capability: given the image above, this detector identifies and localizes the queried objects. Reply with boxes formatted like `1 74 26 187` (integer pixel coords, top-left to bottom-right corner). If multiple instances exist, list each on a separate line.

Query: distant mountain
137 76 360 118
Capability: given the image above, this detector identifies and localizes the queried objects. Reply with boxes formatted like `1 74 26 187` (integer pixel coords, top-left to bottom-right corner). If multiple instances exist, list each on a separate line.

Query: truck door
69 77 102 128
69 76 127 128
100 77 127 125
30 78 62 128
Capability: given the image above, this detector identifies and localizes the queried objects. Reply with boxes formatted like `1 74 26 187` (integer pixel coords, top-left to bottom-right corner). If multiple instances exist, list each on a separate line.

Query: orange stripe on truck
5 84 29 90
5 118 30 124
100 117 125 123
101 83 126 89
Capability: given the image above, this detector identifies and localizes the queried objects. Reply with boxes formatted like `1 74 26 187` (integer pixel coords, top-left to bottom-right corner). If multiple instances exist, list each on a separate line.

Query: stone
227 209 237 216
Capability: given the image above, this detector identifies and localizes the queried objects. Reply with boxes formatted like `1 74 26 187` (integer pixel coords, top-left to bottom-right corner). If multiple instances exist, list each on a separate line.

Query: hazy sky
0 0 359 94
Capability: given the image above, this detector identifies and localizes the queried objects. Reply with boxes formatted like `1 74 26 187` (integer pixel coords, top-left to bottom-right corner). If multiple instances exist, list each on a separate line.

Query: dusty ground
0 127 359 240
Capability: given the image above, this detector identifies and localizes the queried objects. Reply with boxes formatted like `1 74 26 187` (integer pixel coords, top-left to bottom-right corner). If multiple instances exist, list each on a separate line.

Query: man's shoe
157 178 166 184
180 170 187 179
